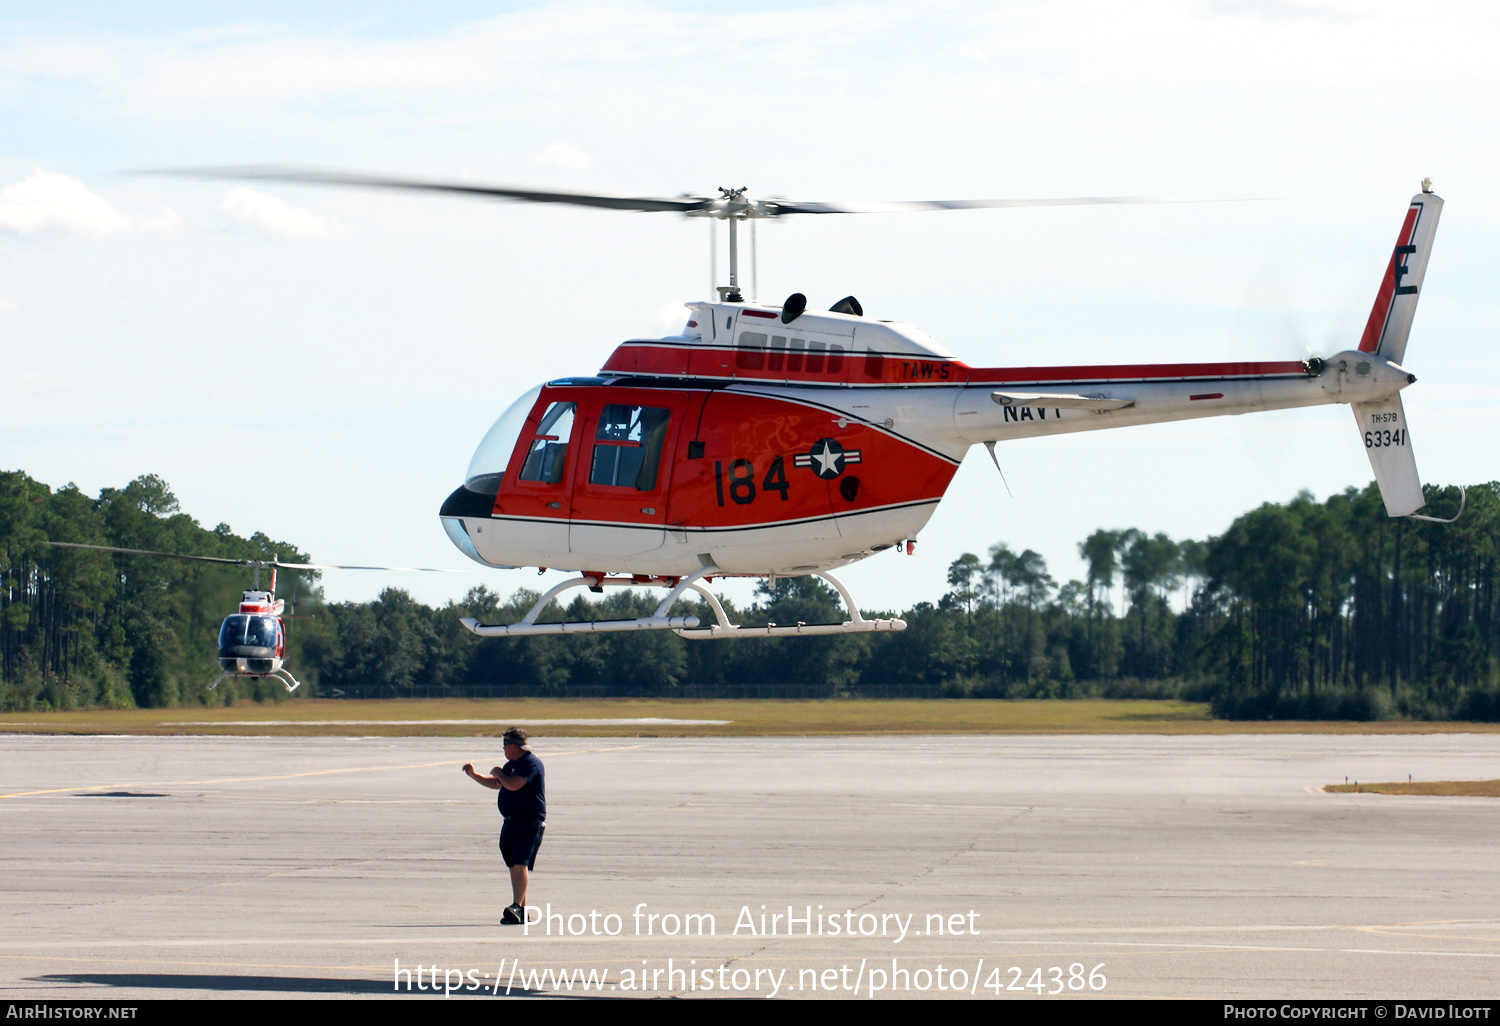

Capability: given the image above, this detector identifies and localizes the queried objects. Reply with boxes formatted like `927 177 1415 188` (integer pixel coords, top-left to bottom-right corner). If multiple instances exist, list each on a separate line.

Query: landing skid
206 668 302 692
459 566 905 640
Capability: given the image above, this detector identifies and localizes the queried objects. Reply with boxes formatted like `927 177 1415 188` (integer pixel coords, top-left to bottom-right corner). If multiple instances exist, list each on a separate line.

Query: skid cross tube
674 568 906 639
458 566 905 640
460 572 702 637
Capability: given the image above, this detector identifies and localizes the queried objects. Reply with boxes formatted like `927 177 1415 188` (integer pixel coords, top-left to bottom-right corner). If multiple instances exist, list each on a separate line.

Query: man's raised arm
465 762 528 791
463 762 505 790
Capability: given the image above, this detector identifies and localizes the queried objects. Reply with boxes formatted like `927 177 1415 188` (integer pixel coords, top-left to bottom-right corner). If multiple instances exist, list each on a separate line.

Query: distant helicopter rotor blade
45 541 258 566
272 561 467 573
43 542 463 573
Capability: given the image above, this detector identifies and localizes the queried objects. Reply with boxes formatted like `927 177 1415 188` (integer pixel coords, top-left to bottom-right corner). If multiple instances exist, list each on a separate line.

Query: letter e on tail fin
1358 187 1443 366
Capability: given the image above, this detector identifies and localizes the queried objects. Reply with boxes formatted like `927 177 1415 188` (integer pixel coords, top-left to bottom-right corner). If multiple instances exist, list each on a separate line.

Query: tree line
3 469 1496 719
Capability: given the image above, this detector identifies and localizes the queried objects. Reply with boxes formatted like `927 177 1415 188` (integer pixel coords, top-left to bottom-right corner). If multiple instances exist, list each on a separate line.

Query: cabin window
806 339 827 374
518 401 576 484
736 331 767 371
827 343 845 374
768 336 787 372
590 404 672 491
787 338 806 373
863 350 885 379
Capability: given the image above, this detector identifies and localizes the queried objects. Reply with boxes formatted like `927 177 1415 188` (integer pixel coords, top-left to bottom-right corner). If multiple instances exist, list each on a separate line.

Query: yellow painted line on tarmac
0 743 648 800
0 951 389 973
163 718 731 726
0 937 621 953
1349 923 1500 945
0 760 456 799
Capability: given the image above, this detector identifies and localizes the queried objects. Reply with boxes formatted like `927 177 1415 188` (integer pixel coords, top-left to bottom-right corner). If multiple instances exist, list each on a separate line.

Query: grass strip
1324 779 1500 797
4 697 1500 737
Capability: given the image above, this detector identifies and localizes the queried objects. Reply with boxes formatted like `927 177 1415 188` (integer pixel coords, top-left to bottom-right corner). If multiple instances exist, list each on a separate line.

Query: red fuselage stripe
961 361 1306 384
602 342 1306 387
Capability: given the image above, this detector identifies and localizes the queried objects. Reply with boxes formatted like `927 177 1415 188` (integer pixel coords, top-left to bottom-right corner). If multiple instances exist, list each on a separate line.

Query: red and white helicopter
45 542 461 690
178 170 1454 640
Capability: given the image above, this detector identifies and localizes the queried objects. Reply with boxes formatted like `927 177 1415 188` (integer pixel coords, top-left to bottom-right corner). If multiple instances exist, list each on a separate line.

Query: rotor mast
689 186 787 304
701 187 753 303
725 208 740 302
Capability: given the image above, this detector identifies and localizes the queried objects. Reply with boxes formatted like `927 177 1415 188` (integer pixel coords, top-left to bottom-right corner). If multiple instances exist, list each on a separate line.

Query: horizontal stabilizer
1353 394 1425 517
991 391 1134 411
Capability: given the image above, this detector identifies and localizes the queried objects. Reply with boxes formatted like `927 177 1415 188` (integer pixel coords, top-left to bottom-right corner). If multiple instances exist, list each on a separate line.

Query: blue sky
3 1 1498 611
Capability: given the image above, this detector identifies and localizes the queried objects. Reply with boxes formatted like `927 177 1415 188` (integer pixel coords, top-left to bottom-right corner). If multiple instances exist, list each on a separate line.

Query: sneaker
501 904 523 925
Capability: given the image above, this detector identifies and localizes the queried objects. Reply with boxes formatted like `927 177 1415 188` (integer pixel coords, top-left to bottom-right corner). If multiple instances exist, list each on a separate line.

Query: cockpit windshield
219 615 280 650
464 384 544 497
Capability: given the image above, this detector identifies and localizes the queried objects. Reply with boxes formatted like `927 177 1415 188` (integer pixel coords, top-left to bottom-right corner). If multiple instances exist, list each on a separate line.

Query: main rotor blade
766 196 1225 215
150 166 1246 220
153 165 712 214
43 542 464 573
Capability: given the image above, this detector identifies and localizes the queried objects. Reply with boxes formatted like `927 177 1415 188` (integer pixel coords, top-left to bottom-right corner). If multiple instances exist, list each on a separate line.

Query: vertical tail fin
1352 183 1443 517
1358 183 1443 366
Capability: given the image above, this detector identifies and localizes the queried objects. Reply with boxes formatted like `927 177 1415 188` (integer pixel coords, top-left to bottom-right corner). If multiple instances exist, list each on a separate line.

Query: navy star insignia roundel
794 438 863 480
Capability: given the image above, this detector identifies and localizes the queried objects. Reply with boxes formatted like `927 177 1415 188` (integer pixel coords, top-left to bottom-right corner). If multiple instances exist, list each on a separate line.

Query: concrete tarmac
2 732 1499 1000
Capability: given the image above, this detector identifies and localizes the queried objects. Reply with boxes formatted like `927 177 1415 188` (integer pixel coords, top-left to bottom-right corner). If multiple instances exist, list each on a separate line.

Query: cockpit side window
589 404 671 490
517 401 576 484
465 383 544 497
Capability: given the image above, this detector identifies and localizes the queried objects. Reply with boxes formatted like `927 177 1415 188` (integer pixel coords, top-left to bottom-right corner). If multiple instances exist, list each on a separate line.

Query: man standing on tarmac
463 728 545 926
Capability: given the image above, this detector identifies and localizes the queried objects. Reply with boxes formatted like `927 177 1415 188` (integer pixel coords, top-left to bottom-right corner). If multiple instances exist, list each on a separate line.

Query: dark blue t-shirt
498 752 545 820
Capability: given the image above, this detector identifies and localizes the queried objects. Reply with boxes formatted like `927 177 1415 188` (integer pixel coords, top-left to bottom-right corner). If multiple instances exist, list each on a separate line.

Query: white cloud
0 170 179 238
532 142 594 171
657 301 691 332
13 372 72 395
221 187 338 240
5 4 1498 114
0 296 17 312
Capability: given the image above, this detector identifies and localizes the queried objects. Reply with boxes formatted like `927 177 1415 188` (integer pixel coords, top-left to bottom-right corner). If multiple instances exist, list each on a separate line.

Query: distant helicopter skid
159 168 1457 640
210 664 303 694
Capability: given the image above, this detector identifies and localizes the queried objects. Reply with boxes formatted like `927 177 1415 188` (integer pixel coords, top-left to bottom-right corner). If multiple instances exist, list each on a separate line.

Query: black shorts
499 817 545 869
